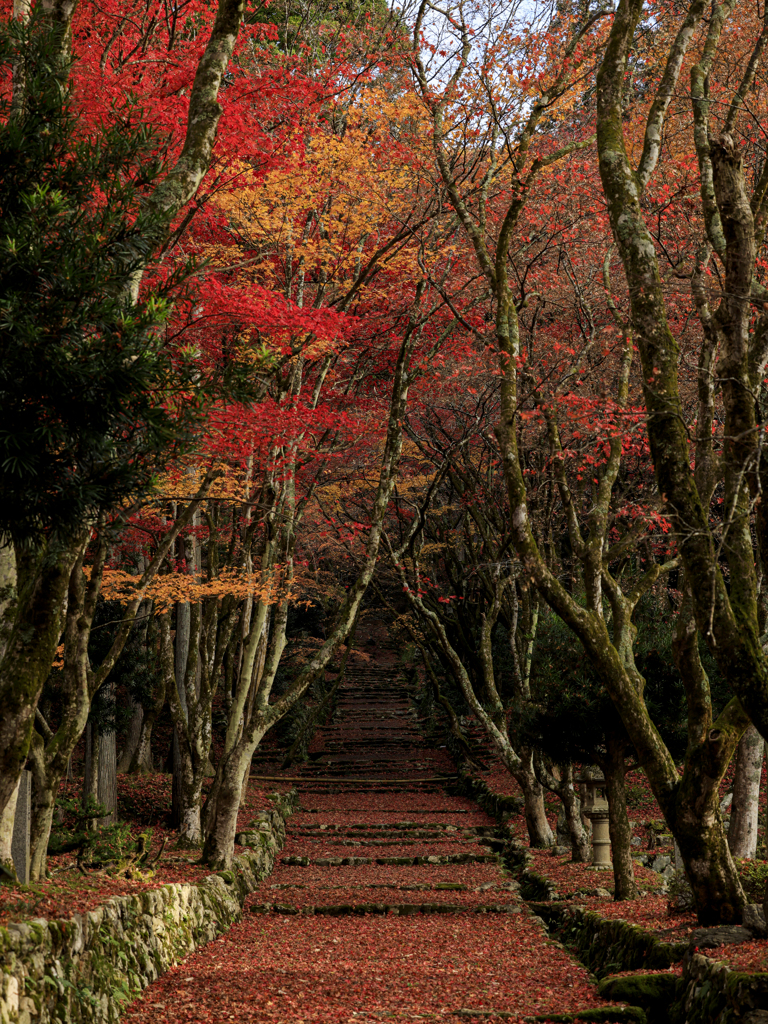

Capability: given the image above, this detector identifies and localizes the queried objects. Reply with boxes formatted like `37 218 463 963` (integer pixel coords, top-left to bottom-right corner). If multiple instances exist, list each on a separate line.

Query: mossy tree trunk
97 701 117 828
202 737 260 870
603 731 637 901
519 754 556 849
117 700 143 774
129 719 156 774
535 755 590 863
592 0 768 916
163 588 239 847
82 722 100 809
0 533 86 822
128 617 165 774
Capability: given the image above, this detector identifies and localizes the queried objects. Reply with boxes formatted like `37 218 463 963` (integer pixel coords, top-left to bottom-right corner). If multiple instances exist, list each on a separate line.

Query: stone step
296 786 450 794
308 754 426 760
288 838 482 848
268 882 518 893
290 823 495 831
319 735 423 741
249 901 521 916
296 807 472 814
295 770 443 775
280 852 501 866
295 788 447 794
293 822 495 833
293 775 454 782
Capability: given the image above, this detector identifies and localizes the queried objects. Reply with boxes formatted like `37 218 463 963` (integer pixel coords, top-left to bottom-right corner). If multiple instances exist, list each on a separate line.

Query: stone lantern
578 774 612 870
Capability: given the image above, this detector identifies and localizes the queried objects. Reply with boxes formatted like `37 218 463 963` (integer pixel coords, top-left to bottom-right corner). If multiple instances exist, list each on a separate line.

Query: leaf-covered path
123 654 622 1023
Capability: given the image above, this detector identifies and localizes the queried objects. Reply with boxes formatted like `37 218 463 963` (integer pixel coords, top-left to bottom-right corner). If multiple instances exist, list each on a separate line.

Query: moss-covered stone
524 1008 647 1023
468 774 768 1024
454 770 526 823
519 870 557 901
599 972 681 1019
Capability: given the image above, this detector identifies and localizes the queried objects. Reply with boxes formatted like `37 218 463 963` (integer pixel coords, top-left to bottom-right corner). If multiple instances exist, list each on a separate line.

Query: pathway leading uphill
123 644 622 1024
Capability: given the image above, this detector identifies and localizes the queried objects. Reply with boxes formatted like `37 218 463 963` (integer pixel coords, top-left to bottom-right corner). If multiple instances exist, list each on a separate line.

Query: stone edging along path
0 790 297 1024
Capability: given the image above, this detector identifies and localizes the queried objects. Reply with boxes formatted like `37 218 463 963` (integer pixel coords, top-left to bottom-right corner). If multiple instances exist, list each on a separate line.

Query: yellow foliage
202 85 436 323
95 565 298 613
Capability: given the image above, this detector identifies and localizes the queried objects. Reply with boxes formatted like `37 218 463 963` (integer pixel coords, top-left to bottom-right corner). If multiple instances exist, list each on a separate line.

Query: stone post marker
578 774 612 870
12 770 31 884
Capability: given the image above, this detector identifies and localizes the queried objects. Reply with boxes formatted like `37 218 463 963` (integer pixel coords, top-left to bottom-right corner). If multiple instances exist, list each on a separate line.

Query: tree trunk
519 755 554 848
178 781 203 844
0 775 20 880
201 744 254 869
670 739 747 924
0 543 16 663
171 600 191 830
129 631 165 774
676 817 745 923
129 717 156 773
531 754 588 859
172 710 204 845
97 730 117 827
83 722 100 811
29 781 55 882
728 724 764 859
117 700 143 773
604 735 637 900
0 533 85 820
559 764 591 863
161 605 211 848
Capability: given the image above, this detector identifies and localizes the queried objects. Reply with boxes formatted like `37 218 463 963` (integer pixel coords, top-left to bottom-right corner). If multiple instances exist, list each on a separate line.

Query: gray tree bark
97 686 117 828
171 599 191 830
728 724 764 859
0 776 20 879
83 723 99 810
117 700 143 773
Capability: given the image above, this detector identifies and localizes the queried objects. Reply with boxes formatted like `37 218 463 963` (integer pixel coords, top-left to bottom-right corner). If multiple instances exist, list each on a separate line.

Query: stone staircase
251 649 457 792
244 646 520 925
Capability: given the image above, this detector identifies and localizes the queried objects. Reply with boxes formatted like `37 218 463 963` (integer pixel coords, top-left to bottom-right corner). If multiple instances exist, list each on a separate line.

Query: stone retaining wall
529 902 688 977
0 791 296 1024
671 951 768 1024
